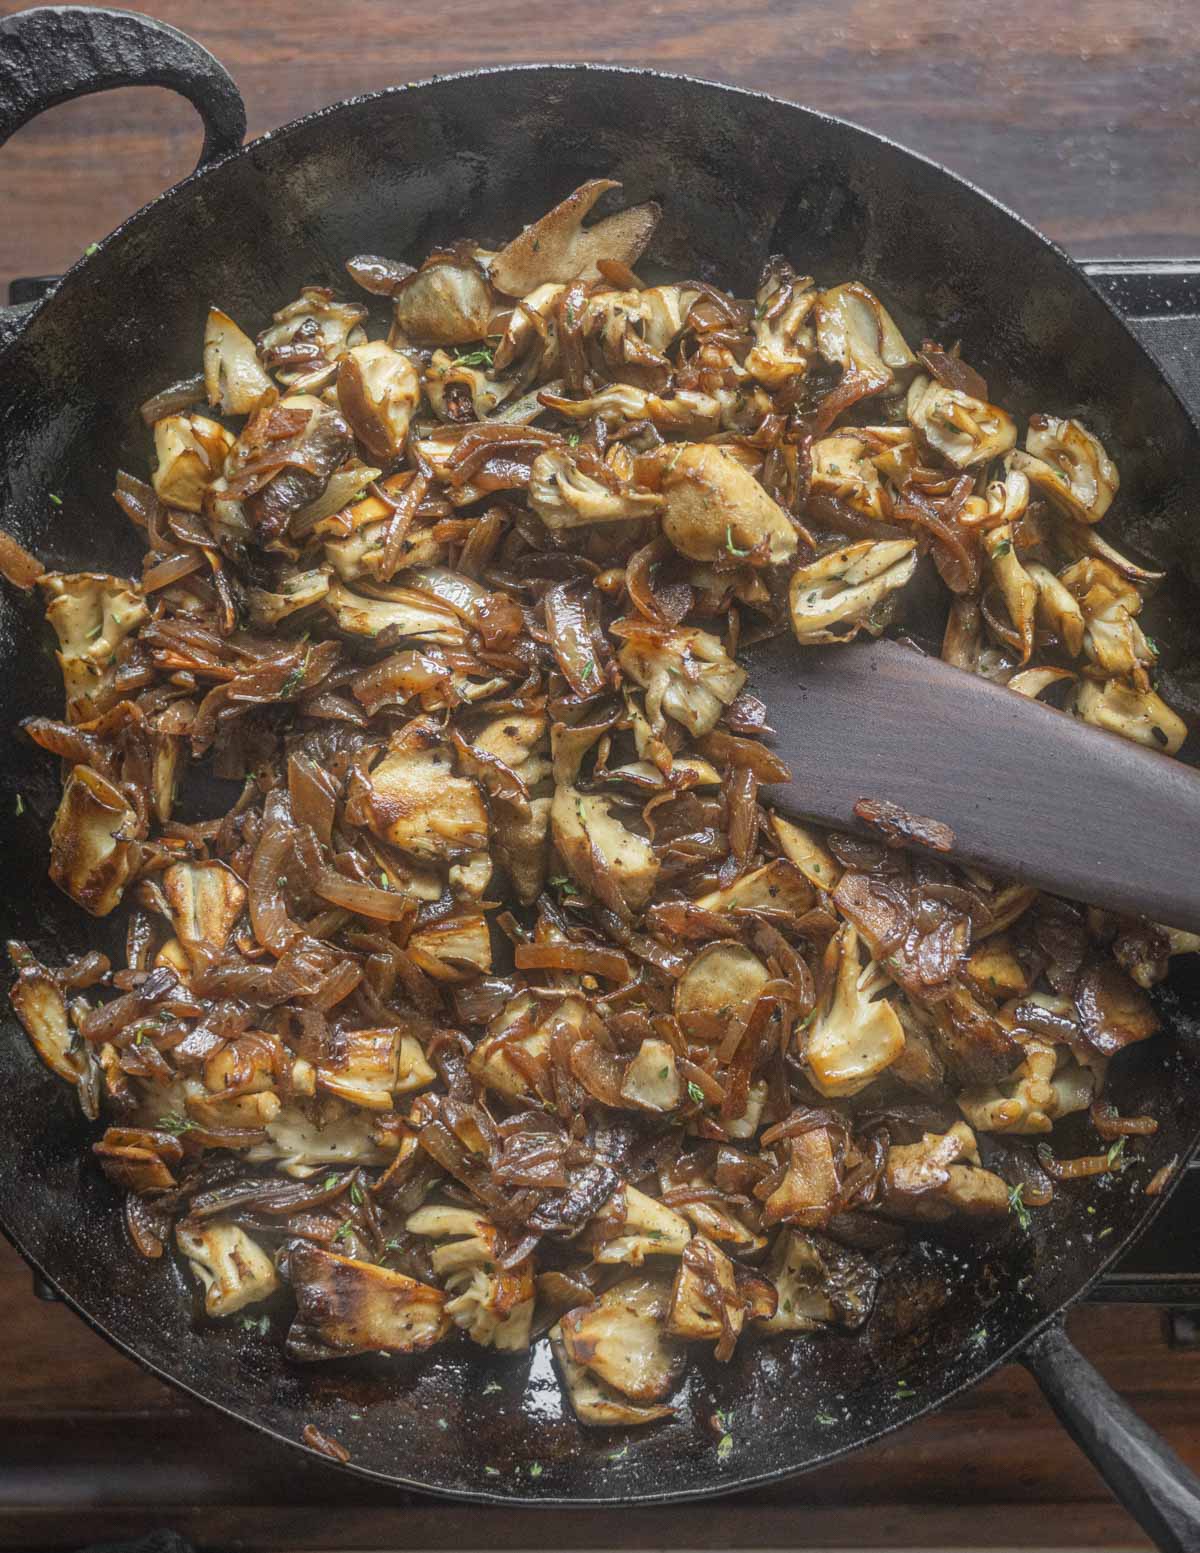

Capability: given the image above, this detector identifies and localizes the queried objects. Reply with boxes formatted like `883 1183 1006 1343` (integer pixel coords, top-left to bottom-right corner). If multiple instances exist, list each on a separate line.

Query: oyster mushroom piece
907 375 1017 468
284 1241 449 1359
469 990 586 1103
762 1126 841 1228
746 257 817 387
666 1234 776 1359
391 256 494 345
674 941 769 1043
423 349 516 421
257 286 367 390
39 571 148 721
958 1040 1103 1134
615 621 746 737
489 179 661 296
49 765 140 916
551 785 659 915
245 565 333 630
337 341 421 463
983 523 1037 663
324 579 466 648
528 447 664 530
162 860 245 971
176 1221 279 1318
406 1206 535 1350
814 282 916 394
789 540 917 644
151 413 236 512
883 1122 1009 1221
249 1100 389 1178
557 1274 683 1403
810 432 890 520
471 712 552 906
406 912 493 982
769 813 841 892
659 442 798 565
1026 562 1086 657
1017 414 1118 524
550 1323 676 1427
315 1028 434 1111
1059 558 1155 681
359 726 489 864
8 944 84 1085
619 1038 684 1112
696 857 814 915
590 1184 692 1265
755 1230 880 1334
1069 678 1187 755
804 922 906 1098
203 306 273 415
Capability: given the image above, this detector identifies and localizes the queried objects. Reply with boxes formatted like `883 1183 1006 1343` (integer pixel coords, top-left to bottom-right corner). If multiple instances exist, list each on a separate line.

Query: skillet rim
1 58 1198 1507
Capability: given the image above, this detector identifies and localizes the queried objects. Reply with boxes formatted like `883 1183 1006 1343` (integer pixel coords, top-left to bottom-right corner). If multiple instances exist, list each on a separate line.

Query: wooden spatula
741 635 1200 934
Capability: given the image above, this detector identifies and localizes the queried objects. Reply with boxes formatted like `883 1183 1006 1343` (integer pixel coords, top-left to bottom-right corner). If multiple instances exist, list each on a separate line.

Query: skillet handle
1022 1320 1200 1552
0 5 245 168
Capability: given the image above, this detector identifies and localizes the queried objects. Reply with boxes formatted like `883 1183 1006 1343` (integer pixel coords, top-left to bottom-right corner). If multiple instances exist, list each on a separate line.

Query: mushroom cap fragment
660 443 798 566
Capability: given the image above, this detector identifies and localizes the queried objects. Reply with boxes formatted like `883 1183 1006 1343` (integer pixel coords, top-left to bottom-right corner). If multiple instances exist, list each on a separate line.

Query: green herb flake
1106 1137 1127 1171
658 1066 669 1079
894 1379 915 1401
580 657 597 683
157 1111 197 1135
993 539 1013 558
1098 1225 1114 1240
350 1180 364 1206
1008 1182 1032 1231
333 1222 354 1243
687 1081 705 1106
482 1379 502 1396
323 1174 340 1190
84 243 100 257
48 492 62 506
1145 635 1160 657
725 524 751 558
529 1462 543 1478
566 432 581 447
437 1417 449 1431
240 1312 270 1336
14 794 24 817
484 1465 501 1476
453 346 495 368
608 1445 629 1461
716 1431 734 1462
815 1412 837 1426
384 1237 403 1252
967 1325 988 1350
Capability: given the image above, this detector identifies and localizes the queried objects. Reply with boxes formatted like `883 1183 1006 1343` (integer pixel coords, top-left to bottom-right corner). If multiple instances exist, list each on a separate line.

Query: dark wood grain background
0 0 1198 285
0 1 1198 1546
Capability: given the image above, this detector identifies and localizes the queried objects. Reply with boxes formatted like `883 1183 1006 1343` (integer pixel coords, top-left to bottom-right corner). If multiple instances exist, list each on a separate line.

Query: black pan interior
1 66 1198 1504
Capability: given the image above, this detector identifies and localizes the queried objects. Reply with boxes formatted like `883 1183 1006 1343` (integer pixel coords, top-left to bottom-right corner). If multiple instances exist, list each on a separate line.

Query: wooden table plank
0 0 1198 286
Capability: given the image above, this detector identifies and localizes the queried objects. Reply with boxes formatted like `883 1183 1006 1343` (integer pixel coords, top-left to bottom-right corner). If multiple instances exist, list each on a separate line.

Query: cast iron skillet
1 6 1198 1543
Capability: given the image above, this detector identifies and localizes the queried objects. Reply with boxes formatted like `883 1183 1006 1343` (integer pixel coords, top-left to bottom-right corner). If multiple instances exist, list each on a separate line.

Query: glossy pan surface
1 59 1199 1505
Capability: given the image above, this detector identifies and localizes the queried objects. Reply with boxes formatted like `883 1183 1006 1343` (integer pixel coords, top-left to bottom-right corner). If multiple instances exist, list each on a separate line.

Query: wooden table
1 0 1198 1546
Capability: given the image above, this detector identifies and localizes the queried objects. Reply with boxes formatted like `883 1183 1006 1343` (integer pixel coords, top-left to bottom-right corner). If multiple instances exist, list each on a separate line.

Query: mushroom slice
747 257 817 386
907 375 1017 468
590 1184 692 1265
1075 959 1159 1057
406 1206 535 1350
391 256 494 345
983 523 1037 663
1069 678 1187 755
551 785 659 915
958 1040 1102 1134
697 858 814 916
883 1122 1009 1221
284 1241 449 1359
558 1274 683 1403
814 282 916 394
810 432 890 520
769 813 841 892
472 712 552 905
789 540 917 644
615 621 746 737
337 341 421 463
251 1099 388 1178
49 765 140 917
659 442 797 565
550 1324 675 1427
423 349 516 421
1059 558 1155 681
358 721 488 863
469 991 586 1102
8 944 84 1086
176 1221 279 1318
406 912 493 982
318 1028 404 1111
756 1230 880 1334
40 571 149 722
162 860 245 970
257 286 367 391
246 566 333 628
324 579 466 647
619 1038 683 1112
225 396 356 545
94 1125 181 1192
151 413 236 513
1021 414 1119 524
529 447 663 530
666 1234 775 1360
804 923 905 1098
674 942 769 1043
1026 562 1086 657
203 306 273 415
490 180 661 295
761 1126 841 1228
493 282 565 372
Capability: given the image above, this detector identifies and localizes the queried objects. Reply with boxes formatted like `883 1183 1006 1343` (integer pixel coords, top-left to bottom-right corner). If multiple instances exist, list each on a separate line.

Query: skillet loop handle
1022 1320 1200 1552
0 6 245 169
